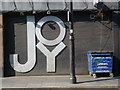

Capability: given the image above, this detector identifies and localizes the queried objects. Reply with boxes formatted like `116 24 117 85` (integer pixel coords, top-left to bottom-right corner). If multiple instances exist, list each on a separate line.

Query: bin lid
87 51 113 54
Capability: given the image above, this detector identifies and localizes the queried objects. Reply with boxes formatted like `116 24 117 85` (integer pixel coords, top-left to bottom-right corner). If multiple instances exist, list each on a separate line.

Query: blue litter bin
87 51 113 78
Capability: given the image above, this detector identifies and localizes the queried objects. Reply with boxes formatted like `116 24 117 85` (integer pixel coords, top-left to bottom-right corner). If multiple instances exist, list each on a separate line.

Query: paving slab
1 75 120 89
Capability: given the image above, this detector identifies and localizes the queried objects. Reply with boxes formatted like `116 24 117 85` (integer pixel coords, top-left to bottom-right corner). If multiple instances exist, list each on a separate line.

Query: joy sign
10 16 66 73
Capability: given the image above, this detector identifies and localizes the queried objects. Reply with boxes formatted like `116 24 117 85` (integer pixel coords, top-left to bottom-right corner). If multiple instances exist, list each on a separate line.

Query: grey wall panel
74 21 113 74
112 11 120 76
104 2 119 10
14 24 27 65
0 2 95 11
3 12 114 76
1 2 15 11
1 1 119 12
33 2 47 10
73 2 94 10
14 2 32 11
47 2 67 10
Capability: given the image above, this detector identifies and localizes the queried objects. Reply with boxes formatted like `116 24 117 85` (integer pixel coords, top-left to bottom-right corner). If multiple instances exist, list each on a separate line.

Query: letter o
36 16 66 46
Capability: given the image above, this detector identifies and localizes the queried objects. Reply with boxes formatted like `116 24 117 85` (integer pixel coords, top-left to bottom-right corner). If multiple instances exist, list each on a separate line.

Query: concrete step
1 75 120 89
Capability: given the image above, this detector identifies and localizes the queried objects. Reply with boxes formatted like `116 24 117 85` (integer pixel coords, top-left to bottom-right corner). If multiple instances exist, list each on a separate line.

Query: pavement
1 75 120 89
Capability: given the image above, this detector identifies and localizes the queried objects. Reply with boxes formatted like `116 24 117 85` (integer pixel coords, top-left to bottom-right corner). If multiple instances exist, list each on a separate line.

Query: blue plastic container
87 52 113 75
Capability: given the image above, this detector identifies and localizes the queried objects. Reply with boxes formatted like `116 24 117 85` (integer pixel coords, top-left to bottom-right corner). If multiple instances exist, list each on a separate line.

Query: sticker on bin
94 57 112 66
97 63 108 65
94 57 112 60
97 66 109 69
96 70 110 73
